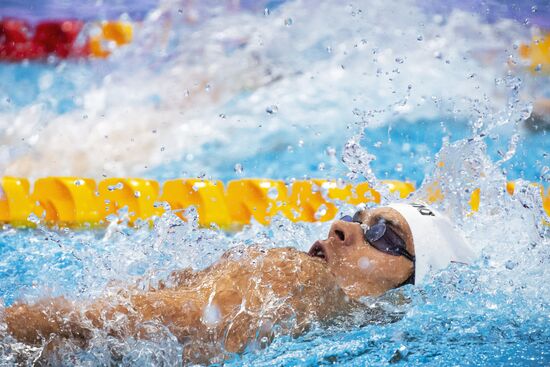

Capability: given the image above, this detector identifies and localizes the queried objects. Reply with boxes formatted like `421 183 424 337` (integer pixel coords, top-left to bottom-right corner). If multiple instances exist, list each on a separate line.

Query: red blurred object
0 19 38 60
0 18 89 61
33 20 84 58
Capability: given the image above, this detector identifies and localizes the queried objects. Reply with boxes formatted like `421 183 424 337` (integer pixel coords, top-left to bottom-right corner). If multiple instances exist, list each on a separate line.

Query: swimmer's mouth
308 241 328 262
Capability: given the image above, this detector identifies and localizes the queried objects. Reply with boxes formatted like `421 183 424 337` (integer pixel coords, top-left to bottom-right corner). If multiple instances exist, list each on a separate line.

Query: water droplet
531 5 537 13
520 106 532 120
416 35 423 41
433 51 443 59
202 304 222 327
395 57 404 64
268 187 279 199
373 141 382 148
284 18 293 26
534 64 542 72
358 257 371 270
395 163 403 172
326 146 336 157
154 201 170 210
74 179 84 186
27 213 40 224
134 191 141 198
505 260 517 270
314 204 327 220
318 162 326 171
205 84 211 92
287 145 294 153
234 163 244 174
264 8 270 16
342 138 377 182
433 14 444 24
108 182 124 191
265 105 278 114
160 146 165 152
326 46 332 53
298 139 304 147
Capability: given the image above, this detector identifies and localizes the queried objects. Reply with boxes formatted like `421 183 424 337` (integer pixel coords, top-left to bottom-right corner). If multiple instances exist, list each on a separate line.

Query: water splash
0 0 536 180
0 0 549 365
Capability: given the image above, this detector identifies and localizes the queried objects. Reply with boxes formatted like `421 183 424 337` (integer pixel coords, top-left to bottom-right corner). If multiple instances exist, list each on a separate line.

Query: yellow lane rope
89 21 133 58
0 177 547 228
519 32 550 73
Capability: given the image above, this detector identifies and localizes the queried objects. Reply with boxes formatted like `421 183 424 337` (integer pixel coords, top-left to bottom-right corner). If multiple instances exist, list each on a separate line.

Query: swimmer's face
308 207 415 299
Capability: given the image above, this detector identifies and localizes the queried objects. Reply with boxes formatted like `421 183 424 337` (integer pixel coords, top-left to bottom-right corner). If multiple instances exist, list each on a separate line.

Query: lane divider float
0 177 547 228
519 32 550 73
0 19 132 61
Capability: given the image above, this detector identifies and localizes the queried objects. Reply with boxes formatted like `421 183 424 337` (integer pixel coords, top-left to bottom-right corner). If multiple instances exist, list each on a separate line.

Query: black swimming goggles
340 213 415 263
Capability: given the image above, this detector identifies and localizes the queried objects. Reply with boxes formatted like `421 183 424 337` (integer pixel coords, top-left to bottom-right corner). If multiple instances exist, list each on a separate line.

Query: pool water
0 0 549 365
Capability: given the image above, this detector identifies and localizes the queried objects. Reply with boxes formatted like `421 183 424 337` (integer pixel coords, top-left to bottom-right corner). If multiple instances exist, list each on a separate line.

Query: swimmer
2 203 475 364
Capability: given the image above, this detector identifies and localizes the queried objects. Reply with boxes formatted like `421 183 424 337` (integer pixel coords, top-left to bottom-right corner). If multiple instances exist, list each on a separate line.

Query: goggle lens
340 213 415 262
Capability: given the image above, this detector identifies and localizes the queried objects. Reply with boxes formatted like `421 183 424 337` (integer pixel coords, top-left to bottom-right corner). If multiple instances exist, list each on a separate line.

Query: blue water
1 0 549 366
0 63 547 185
231 281 550 366
2 223 549 366
148 117 548 186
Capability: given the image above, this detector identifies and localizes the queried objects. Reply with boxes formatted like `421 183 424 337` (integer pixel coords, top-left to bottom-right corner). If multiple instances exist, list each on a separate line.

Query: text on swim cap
411 203 435 216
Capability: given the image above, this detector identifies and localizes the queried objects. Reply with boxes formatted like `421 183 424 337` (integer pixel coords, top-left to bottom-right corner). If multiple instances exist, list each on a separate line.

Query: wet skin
2 207 415 364
309 206 415 298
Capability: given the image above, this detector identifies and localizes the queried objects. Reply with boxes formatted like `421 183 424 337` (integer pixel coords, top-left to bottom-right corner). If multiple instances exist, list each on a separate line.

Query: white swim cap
389 202 476 284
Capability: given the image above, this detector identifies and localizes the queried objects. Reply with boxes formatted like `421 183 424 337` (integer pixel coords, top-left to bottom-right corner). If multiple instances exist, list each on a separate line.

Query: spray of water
0 0 549 365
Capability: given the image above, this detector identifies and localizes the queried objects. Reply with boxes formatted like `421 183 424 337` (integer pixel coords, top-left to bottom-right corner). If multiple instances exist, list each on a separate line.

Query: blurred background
0 0 548 186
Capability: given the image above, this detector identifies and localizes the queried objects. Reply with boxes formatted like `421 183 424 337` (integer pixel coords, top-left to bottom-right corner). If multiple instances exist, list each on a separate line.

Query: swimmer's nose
328 220 363 247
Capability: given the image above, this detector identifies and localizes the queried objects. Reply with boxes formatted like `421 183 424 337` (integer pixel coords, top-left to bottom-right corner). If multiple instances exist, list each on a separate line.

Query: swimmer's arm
4 297 94 345
3 290 204 346
3 294 150 345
